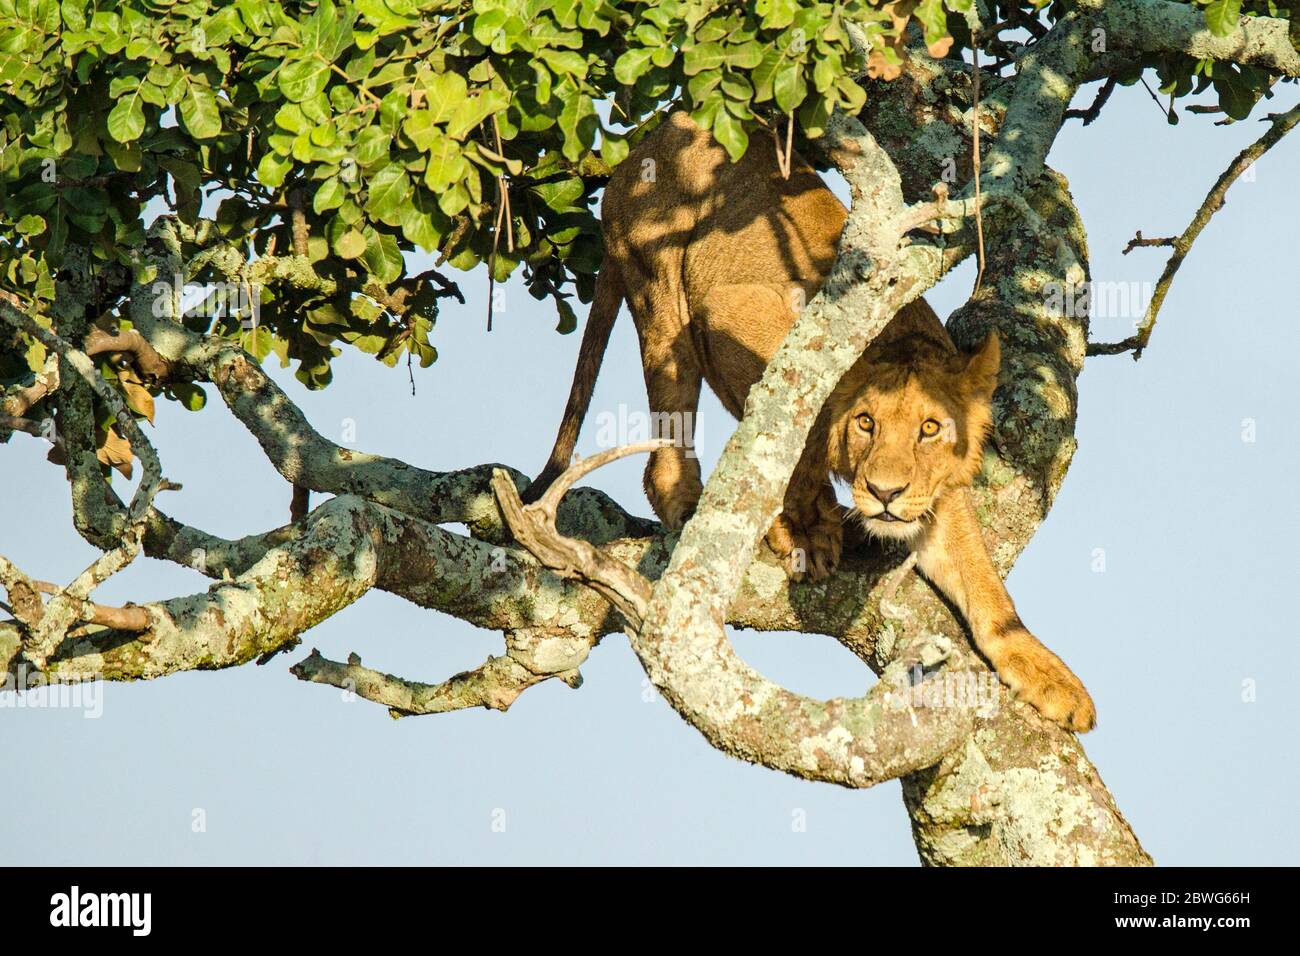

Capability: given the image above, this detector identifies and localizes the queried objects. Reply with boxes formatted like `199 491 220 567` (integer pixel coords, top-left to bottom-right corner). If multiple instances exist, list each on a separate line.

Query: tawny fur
526 112 1095 732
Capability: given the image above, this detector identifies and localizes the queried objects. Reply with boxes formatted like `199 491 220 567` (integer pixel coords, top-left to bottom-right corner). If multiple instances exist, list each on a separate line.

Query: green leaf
424 135 468 193
278 57 330 103
557 89 598 161
421 71 468 124
104 138 142 172
756 0 798 30
362 230 403 283
725 41 764 70
683 42 726 76
335 229 367 259
531 175 583 212
538 49 587 76
398 197 445 251
314 177 347 214
774 62 807 113
256 151 293 189
180 80 222 139
365 163 411 222
711 108 749 162
107 94 146 143
1213 66 1255 120
169 382 207 411
915 0 950 46
471 9 508 46
354 126 391 165
600 130 629 167
614 47 655 85
555 297 577 334
1203 0 1242 38
445 89 510 141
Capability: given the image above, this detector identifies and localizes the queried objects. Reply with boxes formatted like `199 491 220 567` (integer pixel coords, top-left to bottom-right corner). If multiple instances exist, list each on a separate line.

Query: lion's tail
521 264 624 503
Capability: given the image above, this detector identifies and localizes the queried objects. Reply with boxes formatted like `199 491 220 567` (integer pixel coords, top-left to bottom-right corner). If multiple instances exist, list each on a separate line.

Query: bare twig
773 112 794 180
1121 229 1177 255
1065 76 1119 125
288 190 311 257
486 114 515 333
1 552 152 636
291 623 589 718
1089 102 1300 358
0 414 64 450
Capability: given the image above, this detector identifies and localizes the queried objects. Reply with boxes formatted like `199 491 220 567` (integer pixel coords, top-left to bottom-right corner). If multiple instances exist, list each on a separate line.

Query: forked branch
493 442 980 789
0 298 178 666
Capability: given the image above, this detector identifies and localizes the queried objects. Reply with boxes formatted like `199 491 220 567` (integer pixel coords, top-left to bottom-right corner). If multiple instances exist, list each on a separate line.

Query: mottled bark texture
5 0 1295 865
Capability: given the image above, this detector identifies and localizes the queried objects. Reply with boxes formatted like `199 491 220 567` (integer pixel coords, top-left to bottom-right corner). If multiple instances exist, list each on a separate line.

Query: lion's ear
960 329 1001 402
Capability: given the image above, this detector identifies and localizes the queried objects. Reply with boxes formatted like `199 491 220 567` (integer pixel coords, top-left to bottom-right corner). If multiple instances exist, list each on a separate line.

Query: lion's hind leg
636 310 705 531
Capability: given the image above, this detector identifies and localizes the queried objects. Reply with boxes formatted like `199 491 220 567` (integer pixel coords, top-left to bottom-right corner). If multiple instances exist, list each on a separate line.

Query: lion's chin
857 512 927 542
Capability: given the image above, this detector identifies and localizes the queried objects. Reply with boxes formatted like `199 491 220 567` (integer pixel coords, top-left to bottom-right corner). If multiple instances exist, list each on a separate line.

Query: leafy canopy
0 0 1283 418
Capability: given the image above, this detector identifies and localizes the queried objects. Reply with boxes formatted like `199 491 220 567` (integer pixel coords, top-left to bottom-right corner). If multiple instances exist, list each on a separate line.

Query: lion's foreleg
766 466 843 582
914 489 1096 732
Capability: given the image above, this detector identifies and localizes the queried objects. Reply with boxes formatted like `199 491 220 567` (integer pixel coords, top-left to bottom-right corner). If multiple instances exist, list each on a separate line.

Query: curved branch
493 445 980 787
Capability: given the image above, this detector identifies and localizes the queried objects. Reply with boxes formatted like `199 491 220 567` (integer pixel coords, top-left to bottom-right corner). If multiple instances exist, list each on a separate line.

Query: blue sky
2 79 1298 865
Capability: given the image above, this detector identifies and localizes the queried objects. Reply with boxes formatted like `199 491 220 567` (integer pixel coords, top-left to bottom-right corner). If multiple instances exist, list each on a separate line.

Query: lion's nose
866 482 907 505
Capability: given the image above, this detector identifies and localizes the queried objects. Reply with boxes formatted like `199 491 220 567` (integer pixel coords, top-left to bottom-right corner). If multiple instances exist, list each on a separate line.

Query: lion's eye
920 419 942 439
855 413 874 433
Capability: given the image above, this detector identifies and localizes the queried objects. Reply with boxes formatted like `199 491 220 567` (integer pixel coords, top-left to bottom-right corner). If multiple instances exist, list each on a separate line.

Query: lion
525 111 1095 732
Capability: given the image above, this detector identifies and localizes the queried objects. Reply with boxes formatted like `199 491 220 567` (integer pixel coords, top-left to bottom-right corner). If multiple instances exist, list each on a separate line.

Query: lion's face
824 331 1000 542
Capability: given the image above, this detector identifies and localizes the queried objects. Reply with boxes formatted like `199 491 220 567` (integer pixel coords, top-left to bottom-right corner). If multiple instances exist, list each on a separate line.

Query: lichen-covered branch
291 625 588 718
0 298 176 666
1105 0 1300 78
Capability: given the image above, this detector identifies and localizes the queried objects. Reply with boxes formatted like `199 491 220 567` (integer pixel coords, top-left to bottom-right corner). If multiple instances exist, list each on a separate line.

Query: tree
1 0 1296 865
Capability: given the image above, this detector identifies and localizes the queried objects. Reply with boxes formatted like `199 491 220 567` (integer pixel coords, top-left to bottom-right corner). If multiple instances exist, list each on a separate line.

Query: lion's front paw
992 634 1096 732
765 511 843 582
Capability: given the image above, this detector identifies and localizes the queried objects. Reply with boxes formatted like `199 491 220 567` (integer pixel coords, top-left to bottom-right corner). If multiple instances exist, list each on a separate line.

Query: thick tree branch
1106 0 1300 78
